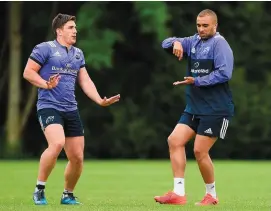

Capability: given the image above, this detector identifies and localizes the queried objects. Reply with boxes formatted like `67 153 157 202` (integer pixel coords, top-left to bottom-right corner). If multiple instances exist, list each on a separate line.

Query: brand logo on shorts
46 116 55 124
204 128 213 134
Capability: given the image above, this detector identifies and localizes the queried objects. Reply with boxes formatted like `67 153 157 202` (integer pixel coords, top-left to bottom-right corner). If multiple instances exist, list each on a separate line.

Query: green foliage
12 1 271 159
133 1 170 40
70 1 271 159
76 2 123 69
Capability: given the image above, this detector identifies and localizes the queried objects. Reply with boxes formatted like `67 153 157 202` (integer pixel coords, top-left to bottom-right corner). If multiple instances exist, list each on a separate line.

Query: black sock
36 184 45 190
63 189 72 194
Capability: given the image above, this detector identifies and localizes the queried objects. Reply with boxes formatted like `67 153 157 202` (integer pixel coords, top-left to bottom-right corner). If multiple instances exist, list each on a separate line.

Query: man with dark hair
154 9 234 206
23 13 120 205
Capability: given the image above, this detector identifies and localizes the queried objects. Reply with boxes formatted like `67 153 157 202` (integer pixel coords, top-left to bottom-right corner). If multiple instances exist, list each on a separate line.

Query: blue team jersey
29 40 85 112
162 32 234 116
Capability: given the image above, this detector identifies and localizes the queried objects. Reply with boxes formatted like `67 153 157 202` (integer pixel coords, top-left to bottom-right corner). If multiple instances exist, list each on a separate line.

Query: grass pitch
0 160 270 211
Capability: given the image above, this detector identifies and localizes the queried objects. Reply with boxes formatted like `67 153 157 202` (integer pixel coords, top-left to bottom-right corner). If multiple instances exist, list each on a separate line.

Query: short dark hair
52 13 76 36
198 9 218 24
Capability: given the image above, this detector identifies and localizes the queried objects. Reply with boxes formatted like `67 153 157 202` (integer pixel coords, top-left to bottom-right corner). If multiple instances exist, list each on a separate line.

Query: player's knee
193 148 208 161
69 153 84 165
167 135 185 149
49 142 64 155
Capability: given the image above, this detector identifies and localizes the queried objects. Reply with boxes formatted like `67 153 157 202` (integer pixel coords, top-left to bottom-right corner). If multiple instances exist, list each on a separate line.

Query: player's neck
201 32 217 41
56 38 72 50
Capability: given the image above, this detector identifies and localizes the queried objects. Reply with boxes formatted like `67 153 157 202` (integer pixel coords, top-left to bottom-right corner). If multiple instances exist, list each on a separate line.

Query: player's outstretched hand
173 77 195 85
47 73 61 89
173 41 183 60
99 94 120 107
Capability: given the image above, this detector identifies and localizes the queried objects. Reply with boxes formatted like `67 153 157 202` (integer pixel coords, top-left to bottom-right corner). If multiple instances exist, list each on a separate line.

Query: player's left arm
78 67 120 106
194 38 234 87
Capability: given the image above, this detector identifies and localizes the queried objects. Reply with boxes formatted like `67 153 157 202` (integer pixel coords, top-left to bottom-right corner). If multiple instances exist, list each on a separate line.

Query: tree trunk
0 38 8 100
6 1 22 157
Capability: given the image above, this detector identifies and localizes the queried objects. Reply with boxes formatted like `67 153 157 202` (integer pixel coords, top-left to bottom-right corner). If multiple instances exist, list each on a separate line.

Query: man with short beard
154 9 234 206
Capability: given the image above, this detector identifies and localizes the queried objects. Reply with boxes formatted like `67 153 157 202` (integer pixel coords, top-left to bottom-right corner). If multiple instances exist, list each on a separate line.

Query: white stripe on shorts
220 118 229 139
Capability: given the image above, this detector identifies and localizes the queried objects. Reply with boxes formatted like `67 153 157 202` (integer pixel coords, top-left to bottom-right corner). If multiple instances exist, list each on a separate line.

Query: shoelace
64 192 78 201
37 190 45 200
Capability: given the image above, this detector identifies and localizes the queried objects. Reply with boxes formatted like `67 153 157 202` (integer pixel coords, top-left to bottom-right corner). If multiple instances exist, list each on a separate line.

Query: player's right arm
161 36 192 60
23 43 59 89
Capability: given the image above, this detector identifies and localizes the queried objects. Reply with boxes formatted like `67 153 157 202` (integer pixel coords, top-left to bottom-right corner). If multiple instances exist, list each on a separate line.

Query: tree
6 1 23 157
75 1 172 158
5 2 59 157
